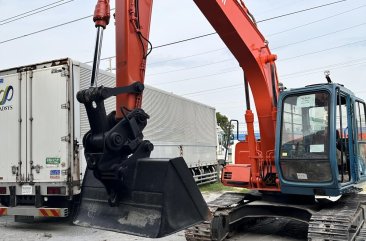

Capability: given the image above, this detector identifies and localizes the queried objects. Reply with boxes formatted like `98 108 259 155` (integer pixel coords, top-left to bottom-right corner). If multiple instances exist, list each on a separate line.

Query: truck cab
276 83 366 196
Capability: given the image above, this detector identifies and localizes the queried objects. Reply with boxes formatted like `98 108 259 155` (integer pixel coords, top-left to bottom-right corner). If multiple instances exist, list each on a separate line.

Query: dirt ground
0 192 308 241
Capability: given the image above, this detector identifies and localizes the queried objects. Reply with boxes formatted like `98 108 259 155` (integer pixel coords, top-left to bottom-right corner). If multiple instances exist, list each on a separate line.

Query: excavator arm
74 0 281 238
196 0 279 153
195 0 280 191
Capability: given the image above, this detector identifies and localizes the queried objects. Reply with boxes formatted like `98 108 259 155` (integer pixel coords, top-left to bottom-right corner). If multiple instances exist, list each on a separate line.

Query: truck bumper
0 206 68 217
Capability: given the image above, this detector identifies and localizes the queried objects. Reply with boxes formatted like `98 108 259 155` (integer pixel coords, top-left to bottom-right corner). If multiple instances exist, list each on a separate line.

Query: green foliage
216 112 233 147
199 182 248 193
216 112 230 133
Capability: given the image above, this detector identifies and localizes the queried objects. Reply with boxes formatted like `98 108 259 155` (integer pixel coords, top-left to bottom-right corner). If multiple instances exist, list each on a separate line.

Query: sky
0 0 365 132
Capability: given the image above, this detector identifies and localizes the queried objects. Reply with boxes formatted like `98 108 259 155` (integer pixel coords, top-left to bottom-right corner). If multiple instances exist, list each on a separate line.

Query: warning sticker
46 157 61 165
297 173 308 180
50 170 61 179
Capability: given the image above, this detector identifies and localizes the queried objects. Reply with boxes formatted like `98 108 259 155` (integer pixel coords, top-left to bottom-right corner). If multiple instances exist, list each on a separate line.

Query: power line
0 0 347 50
0 0 68 23
0 15 92 45
0 8 115 45
281 59 366 81
182 84 242 96
92 4 366 64
180 59 366 97
149 48 226 65
149 36 366 78
272 21 366 50
0 0 75 26
280 57 366 78
268 3 366 37
149 0 350 51
160 59 366 98
153 33 216 49
257 0 347 23
84 33 220 64
151 22 366 75
0 9 117 45
149 39 366 86
151 57 366 94
148 58 233 76
280 39 366 62
150 15 366 67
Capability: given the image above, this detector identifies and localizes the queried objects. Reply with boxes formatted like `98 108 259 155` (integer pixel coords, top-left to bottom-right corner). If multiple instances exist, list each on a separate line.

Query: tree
216 112 232 146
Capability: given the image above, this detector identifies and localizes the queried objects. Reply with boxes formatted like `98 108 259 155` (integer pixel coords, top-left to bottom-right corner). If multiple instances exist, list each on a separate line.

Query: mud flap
73 157 210 238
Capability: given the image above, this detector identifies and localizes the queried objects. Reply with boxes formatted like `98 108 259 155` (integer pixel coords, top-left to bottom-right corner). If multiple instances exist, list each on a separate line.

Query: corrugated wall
78 63 217 168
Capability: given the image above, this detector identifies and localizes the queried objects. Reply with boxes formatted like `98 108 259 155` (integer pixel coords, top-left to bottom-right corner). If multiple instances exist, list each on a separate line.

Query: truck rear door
27 66 71 183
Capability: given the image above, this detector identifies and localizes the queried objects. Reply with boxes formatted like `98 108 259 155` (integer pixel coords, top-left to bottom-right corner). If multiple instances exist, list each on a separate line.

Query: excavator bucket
73 157 210 238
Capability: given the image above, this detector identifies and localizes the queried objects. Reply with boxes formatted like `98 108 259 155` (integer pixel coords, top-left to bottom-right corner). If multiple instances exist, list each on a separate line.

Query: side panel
142 87 217 168
29 66 70 183
0 73 22 183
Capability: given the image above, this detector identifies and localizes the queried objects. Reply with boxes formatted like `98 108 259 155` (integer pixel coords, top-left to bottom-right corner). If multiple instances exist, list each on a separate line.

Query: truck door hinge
61 134 71 142
61 102 70 110
61 67 70 77
51 68 70 77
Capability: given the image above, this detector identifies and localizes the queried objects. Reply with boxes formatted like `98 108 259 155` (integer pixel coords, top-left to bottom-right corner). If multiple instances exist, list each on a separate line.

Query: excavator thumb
73 85 210 238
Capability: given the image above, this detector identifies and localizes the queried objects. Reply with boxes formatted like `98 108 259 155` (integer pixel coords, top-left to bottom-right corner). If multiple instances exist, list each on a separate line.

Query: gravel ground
0 192 308 241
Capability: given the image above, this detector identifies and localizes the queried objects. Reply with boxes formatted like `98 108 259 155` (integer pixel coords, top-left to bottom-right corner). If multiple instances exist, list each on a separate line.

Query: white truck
0 58 218 219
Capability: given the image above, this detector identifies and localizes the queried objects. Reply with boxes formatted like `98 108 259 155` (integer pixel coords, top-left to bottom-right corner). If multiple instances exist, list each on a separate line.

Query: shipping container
0 58 218 218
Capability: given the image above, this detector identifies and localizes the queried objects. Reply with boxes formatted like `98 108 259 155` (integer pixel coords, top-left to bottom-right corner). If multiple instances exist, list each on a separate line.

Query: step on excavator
74 0 366 240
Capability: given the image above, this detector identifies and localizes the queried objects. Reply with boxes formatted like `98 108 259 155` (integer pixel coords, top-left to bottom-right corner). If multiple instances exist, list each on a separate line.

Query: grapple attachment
74 85 210 238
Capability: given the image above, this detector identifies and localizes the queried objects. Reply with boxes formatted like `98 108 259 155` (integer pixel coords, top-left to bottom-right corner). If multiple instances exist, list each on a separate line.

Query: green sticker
46 157 61 165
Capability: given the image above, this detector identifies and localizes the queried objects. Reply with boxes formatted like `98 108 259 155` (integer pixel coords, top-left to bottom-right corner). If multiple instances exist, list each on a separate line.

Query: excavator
74 0 366 240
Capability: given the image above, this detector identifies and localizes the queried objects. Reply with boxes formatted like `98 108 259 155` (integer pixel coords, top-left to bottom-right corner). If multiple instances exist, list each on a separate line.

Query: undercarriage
185 192 366 241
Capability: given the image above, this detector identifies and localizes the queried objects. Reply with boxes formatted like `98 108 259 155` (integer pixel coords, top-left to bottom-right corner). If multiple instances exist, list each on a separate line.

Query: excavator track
185 192 249 241
185 193 366 241
308 194 366 241
355 221 366 241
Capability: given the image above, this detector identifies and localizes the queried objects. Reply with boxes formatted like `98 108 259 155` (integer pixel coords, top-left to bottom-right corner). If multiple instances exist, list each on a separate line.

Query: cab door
335 90 356 184
354 100 366 179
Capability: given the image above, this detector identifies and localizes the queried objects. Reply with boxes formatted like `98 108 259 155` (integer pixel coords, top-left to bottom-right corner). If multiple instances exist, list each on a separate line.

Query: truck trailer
0 58 218 219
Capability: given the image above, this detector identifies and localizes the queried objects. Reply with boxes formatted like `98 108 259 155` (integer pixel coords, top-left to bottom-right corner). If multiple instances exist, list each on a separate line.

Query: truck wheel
0 196 10 207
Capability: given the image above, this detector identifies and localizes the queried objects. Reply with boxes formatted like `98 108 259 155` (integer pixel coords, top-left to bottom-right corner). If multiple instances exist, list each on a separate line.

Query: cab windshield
279 92 331 182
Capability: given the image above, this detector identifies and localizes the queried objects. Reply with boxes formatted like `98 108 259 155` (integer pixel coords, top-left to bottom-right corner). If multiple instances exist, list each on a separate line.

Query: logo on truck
0 85 14 111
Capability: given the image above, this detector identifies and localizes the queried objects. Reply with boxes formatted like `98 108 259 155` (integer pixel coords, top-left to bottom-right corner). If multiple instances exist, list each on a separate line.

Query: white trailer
0 58 218 218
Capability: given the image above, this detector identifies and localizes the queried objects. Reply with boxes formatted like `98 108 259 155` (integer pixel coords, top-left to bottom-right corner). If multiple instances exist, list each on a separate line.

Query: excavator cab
276 83 366 196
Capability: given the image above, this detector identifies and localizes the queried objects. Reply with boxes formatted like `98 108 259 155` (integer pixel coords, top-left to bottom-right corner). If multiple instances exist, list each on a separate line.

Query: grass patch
199 182 248 193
